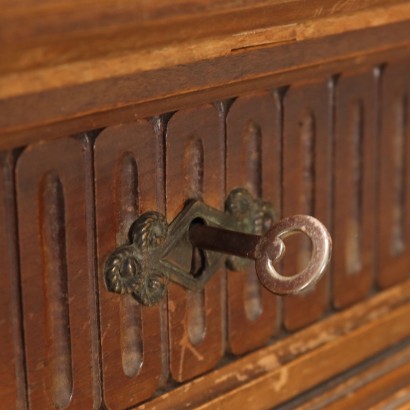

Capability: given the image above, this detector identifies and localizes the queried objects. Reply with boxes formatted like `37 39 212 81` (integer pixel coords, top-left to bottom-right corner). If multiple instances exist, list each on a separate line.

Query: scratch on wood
178 331 205 380
272 367 289 392
214 374 231 384
230 24 297 52
288 331 334 356
101 323 111 343
313 7 324 18
256 354 280 372
366 306 390 321
331 0 353 14
169 300 176 313
212 354 280 386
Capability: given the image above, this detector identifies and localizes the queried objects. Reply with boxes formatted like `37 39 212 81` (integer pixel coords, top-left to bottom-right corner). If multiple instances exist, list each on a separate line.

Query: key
189 215 332 295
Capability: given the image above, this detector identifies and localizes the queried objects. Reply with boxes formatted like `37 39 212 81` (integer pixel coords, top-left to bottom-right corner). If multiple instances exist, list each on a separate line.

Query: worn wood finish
371 385 410 409
1 1 407 79
140 279 410 410
94 121 167 408
16 136 100 409
1 56 409 408
0 152 25 410
2 21 410 150
295 345 410 409
333 69 377 308
165 105 226 382
282 79 331 330
326 362 410 409
226 93 279 354
378 60 410 289
1 12 410 407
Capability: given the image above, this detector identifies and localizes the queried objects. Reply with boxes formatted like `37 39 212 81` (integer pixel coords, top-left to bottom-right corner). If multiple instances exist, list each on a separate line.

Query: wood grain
226 92 279 354
333 69 377 308
1 12 410 407
1 0 407 78
94 121 167 408
16 136 100 409
1 21 410 150
139 279 410 410
0 152 26 410
378 59 410 288
324 361 410 409
282 78 331 330
166 105 226 382
295 345 410 409
370 385 410 409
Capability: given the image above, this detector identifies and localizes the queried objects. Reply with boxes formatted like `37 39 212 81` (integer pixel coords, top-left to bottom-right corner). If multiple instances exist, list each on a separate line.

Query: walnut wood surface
378 59 410 288
1 6 410 407
226 93 279 354
371 385 410 409
16 136 100 408
294 344 410 410
94 122 167 408
323 362 410 410
165 105 226 381
0 153 25 409
140 279 410 409
1 20 410 150
0 54 407 408
282 78 331 330
333 69 377 308
1 0 407 79
0 55 408 408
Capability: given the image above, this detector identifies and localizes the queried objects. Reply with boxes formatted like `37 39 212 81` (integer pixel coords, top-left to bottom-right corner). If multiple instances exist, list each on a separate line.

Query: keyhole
190 218 207 277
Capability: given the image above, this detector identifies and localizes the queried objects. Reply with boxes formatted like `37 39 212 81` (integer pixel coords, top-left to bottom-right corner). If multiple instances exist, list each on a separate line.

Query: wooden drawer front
1 58 410 409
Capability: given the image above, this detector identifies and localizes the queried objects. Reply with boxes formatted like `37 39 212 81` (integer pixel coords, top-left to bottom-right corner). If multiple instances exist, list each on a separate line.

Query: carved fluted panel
16 136 100 409
166 104 226 381
282 79 331 330
378 60 410 288
226 93 280 354
333 69 377 308
94 121 167 408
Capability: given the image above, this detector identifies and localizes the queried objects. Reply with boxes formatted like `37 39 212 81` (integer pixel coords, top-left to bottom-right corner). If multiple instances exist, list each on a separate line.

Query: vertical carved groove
391 95 407 256
119 297 142 378
116 153 139 244
82 134 101 407
247 122 263 197
346 101 363 274
40 172 73 409
184 138 206 345
299 111 315 271
185 138 204 201
2 154 26 409
245 121 262 321
116 154 143 378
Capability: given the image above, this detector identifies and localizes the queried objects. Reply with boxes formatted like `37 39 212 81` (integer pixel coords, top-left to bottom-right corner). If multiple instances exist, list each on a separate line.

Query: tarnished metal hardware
104 188 332 305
